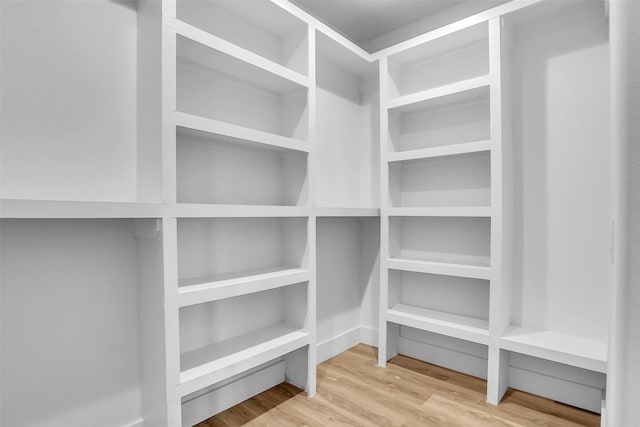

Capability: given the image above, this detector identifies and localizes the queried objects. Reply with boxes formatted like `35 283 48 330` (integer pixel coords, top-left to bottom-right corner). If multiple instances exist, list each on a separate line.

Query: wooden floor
197 344 600 427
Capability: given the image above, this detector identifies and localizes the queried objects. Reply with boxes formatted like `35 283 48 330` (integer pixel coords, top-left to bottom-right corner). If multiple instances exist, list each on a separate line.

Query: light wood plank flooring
197 344 600 426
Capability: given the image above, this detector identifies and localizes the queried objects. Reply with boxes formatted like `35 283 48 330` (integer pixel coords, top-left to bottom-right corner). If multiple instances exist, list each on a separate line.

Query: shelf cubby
177 217 308 283
389 216 491 270
176 35 309 140
179 283 310 397
387 22 489 98
315 31 379 209
176 126 308 206
388 150 491 208
387 269 490 344
503 0 611 357
176 0 309 76
387 84 490 153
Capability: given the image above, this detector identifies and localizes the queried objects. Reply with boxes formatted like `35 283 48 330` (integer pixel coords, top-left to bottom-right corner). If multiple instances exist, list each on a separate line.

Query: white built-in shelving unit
0 0 616 425
378 0 610 417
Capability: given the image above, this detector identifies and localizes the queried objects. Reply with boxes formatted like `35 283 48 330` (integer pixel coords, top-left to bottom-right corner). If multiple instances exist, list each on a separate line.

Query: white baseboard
122 419 144 427
181 361 285 426
317 326 362 363
359 325 378 347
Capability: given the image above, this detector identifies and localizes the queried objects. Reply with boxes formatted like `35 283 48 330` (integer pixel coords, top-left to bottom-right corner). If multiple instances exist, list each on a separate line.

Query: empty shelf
175 112 310 153
387 140 491 163
387 304 489 344
387 75 490 113
500 326 607 373
387 258 490 280
314 207 380 217
178 267 310 307
179 323 310 397
168 17 309 90
0 199 162 219
167 204 311 218
385 207 492 217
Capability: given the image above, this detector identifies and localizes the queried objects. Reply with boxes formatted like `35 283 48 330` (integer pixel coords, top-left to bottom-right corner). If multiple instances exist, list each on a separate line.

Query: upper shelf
175 0 309 76
387 22 489 99
170 18 309 93
387 75 490 113
175 112 310 154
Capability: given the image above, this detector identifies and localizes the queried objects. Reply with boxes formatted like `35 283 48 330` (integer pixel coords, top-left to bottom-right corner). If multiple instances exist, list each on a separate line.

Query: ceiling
291 0 509 52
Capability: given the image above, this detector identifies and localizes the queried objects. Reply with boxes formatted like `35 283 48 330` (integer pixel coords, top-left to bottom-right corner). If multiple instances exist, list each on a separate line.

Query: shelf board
174 111 310 153
387 257 490 280
500 326 607 373
385 207 492 217
315 207 380 217
387 303 489 345
179 323 310 397
387 140 491 163
167 204 311 218
387 75 490 113
178 267 310 307
168 17 310 91
0 199 162 219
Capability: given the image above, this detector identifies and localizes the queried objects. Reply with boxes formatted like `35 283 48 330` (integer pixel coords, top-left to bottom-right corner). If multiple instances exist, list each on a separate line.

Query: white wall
608 0 640 425
0 0 138 202
316 218 379 361
0 219 144 427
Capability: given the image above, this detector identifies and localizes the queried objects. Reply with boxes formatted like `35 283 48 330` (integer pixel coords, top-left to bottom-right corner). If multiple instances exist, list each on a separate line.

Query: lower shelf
178 267 310 307
387 304 489 345
500 326 607 373
179 323 310 397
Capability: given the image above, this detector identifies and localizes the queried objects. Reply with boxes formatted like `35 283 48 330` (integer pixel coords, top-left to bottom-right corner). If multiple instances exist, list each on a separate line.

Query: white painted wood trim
165 16 310 88
499 327 607 373
385 207 492 217
370 0 546 60
387 304 490 345
378 56 392 367
387 75 490 111
387 257 491 280
271 0 372 62
0 199 163 218
387 140 491 163
181 361 285 426
178 268 311 307
316 326 362 363
179 327 310 397
166 204 311 218
174 111 310 153
314 207 380 217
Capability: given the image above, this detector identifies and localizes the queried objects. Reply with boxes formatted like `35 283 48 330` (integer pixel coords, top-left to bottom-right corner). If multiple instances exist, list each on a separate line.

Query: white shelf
0 199 162 219
387 76 490 113
385 207 492 217
500 326 607 373
168 17 310 91
387 257 490 280
387 140 491 163
175 111 310 154
167 204 311 218
387 303 489 345
315 207 380 217
179 323 310 397
178 267 310 307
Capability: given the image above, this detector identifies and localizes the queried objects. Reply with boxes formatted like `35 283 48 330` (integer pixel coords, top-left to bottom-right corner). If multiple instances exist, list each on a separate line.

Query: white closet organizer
0 0 615 426
379 0 609 416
